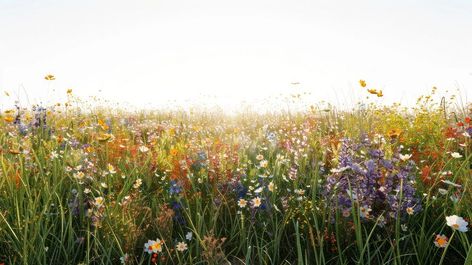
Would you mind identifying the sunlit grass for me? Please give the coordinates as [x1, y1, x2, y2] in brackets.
[0, 82, 471, 264]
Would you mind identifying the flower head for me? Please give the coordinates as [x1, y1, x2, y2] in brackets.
[176, 241, 188, 252]
[139, 146, 149, 153]
[107, 164, 116, 174]
[434, 234, 448, 248]
[237, 198, 247, 208]
[144, 239, 163, 254]
[268, 181, 275, 192]
[94, 197, 104, 207]
[252, 197, 262, 208]
[446, 215, 468, 232]
[399, 154, 412, 161]
[259, 160, 268, 168]
[185, 231, 193, 241]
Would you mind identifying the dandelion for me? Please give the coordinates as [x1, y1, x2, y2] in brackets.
[176, 241, 188, 252]
[434, 234, 448, 248]
[144, 239, 163, 254]
[359, 80, 367, 87]
[237, 198, 247, 208]
[451, 152, 462, 159]
[446, 215, 468, 232]
[252, 197, 262, 208]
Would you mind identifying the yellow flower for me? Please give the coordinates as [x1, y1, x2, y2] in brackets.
[367, 89, 378, 95]
[67, 89, 73, 94]
[97, 133, 112, 142]
[144, 239, 163, 254]
[359, 80, 367, 87]
[107, 164, 116, 174]
[268, 181, 275, 192]
[98, 119, 109, 131]
[4, 116, 15, 123]
[44, 74, 56, 81]
[387, 128, 402, 139]
[94, 196, 104, 207]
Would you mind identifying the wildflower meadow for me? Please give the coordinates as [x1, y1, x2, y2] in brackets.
[0, 78, 470, 265]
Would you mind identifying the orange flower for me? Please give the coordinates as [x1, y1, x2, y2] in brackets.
[170, 148, 178, 156]
[434, 234, 448, 248]
[387, 128, 402, 138]
[98, 119, 109, 131]
[4, 116, 14, 123]
[367, 89, 378, 95]
[9, 149, 21, 155]
[421, 165, 433, 185]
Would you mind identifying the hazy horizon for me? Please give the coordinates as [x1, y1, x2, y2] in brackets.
[1, 0, 471, 111]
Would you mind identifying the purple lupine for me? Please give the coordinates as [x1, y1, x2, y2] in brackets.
[324, 137, 421, 224]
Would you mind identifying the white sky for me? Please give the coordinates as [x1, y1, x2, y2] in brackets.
[0, 0, 471, 111]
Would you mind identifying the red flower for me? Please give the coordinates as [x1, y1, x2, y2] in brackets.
[465, 117, 471, 124]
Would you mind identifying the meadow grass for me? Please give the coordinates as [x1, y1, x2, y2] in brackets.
[0, 88, 471, 264]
